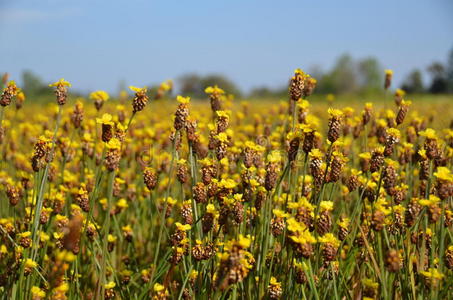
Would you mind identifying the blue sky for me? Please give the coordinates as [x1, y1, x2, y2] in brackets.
[1, 0, 452, 94]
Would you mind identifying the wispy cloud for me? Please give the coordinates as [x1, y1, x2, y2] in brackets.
[0, 7, 81, 24]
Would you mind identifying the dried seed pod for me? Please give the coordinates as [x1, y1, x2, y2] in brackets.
[362, 103, 373, 126]
[193, 182, 207, 204]
[445, 246, 453, 270]
[327, 109, 343, 143]
[49, 79, 71, 105]
[131, 86, 149, 113]
[302, 129, 315, 154]
[287, 136, 300, 162]
[309, 149, 324, 187]
[75, 185, 90, 212]
[105, 139, 121, 172]
[322, 243, 337, 264]
[265, 162, 279, 191]
[370, 147, 384, 173]
[143, 167, 158, 190]
[289, 69, 306, 102]
[371, 210, 385, 231]
[386, 249, 403, 272]
[302, 76, 317, 98]
[206, 86, 224, 114]
[384, 69, 393, 90]
[216, 111, 229, 133]
[396, 100, 411, 125]
[174, 96, 190, 130]
[271, 217, 285, 237]
[0, 81, 18, 106]
[405, 198, 421, 227]
[6, 182, 21, 206]
[202, 211, 215, 233]
[316, 210, 332, 236]
[384, 128, 400, 157]
[268, 277, 283, 299]
[383, 163, 397, 196]
[181, 201, 193, 225]
[177, 160, 189, 184]
[71, 101, 84, 129]
[328, 151, 347, 183]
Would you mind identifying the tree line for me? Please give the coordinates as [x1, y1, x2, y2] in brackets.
[8, 47, 453, 99]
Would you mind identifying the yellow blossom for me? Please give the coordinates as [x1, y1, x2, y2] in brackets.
[49, 78, 71, 87]
[90, 90, 109, 102]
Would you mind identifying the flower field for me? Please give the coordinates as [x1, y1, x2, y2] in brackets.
[0, 70, 452, 299]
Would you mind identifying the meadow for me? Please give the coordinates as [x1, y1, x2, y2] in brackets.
[0, 71, 452, 299]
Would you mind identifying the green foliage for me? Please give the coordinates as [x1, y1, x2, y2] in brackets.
[401, 69, 425, 94]
[22, 70, 48, 97]
[178, 73, 241, 98]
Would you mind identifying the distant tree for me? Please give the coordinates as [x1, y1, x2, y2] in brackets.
[447, 47, 453, 93]
[178, 73, 203, 97]
[401, 69, 424, 93]
[427, 62, 448, 93]
[22, 70, 47, 96]
[249, 86, 286, 98]
[329, 54, 358, 94]
[249, 87, 274, 98]
[178, 73, 241, 98]
[357, 57, 382, 94]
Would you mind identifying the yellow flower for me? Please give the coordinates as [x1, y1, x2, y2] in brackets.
[326, 94, 335, 102]
[160, 80, 172, 91]
[320, 201, 333, 211]
[267, 151, 282, 163]
[55, 282, 69, 292]
[216, 132, 229, 143]
[49, 78, 71, 87]
[434, 167, 453, 182]
[17, 91, 25, 101]
[269, 276, 281, 287]
[154, 283, 165, 292]
[238, 234, 251, 248]
[116, 198, 128, 209]
[216, 110, 230, 119]
[205, 85, 225, 94]
[362, 278, 378, 289]
[90, 90, 109, 102]
[309, 149, 323, 159]
[337, 218, 350, 228]
[96, 113, 114, 125]
[386, 128, 400, 139]
[328, 108, 343, 118]
[18, 231, 31, 238]
[399, 100, 411, 108]
[272, 209, 288, 218]
[318, 233, 340, 248]
[206, 204, 216, 214]
[395, 88, 405, 97]
[420, 268, 444, 280]
[420, 128, 437, 140]
[107, 234, 117, 243]
[104, 281, 116, 289]
[176, 95, 190, 104]
[31, 286, 46, 298]
[25, 258, 37, 268]
[190, 270, 199, 280]
[129, 85, 147, 93]
[419, 195, 441, 206]
[175, 222, 191, 231]
[105, 138, 121, 149]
